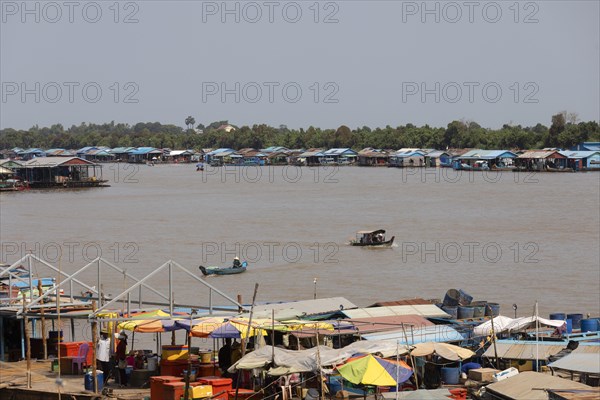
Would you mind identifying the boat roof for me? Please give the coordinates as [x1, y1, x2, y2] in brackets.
[357, 229, 385, 234]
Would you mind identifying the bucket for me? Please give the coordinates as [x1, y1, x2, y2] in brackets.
[472, 306, 486, 317]
[441, 367, 460, 384]
[84, 371, 103, 391]
[566, 319, 573, 334]
[485, 303, 500, 317]
[443, 289, 460, 307]
[147, 355, 158, 371]
[458, 289, 473, 306]
[458, 306, 475, 319]
[581, 319, 599, 333]
[567, 314, 583, 330]
[199, 351, 212, 364]
[305, 388, 320, 400]
[549, 313, 566, 321]
[442, 306, 458, 319]
[471, 301, 487, 317]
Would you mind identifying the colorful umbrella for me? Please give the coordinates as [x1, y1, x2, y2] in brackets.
[118, 310, 182, 333]
[336, 354, 413, 386]
[183, 317, 269, 338]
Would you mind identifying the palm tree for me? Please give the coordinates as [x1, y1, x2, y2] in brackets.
[185, 116, 196, 130]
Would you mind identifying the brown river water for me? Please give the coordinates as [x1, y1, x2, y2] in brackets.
[2, 164, 599, 323]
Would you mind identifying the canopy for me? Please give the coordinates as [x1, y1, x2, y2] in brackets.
[409, 342, 474, 361]
[473, 316, 565, 336]
[229, 341, 411, 375]
[548, 353, 600, 374]
[336, 354, 412, 386]
[118, 310, 182, 333]
[188, 317, 269, 338]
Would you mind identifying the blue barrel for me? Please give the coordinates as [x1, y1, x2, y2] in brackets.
[566, 319, 573, 334]
[443, 289, 460, 307]
[84, 372, 103, 391]
[567, 314, 583, 330]
[458, 289, 473, 306]
[549, 313, 566, 321]
[442, 306, 458, 319]
[581, 319, 599, 333]
[485, 303, 500, 317]
[441, 367, 460, 384]
[458, 306, 475, 319]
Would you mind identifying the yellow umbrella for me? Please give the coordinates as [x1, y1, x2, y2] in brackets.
[190, 317, 269, 338]
[118, 310, 182, 333]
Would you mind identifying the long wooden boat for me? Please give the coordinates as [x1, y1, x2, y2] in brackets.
[199, 262, 247, 276]
[350, 230, 395, 247]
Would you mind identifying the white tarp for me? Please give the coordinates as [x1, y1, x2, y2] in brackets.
[229, 341, 409, 375]
[474, 316, 565, 336]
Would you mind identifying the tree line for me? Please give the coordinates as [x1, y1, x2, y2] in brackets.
[1, 113, 598, 152]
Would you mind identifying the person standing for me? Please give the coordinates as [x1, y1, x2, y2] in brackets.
[96, 331, 111, 385]
[115, 332, 128, 387]
[218, 338, 233, 377]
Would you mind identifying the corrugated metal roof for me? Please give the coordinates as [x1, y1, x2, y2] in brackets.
[547, 388, 600, 400]
[349, 315, 434, 333]
[169, 150, 195, 156]
[341, 304, 450, 319]
[485, 371, 592, 400]
[129, 147, 161, 155]
[483, 341, 600, 360]
[23, 157, 96, 167]
[361, 324, 464, 344]
[459, 149, 517, 159]
[369, 298, 433, 307]
[426, 151, 450, 158]
[548, 353, 600, 374]
[518, 150, 562, 159]
[298, 148, 324, 157]
[559, 151, 600, 159]
[110, 147, 135, 153]
[250, 297, 357, 320]
[323, 148, 357, 156]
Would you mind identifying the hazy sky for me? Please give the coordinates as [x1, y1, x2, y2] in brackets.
[1, 0, 599, 130]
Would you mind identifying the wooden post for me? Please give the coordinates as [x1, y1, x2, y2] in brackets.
[400, 323, 418, 390]
[91, 301, 98, 393]
[237, 294, 243, 313]
[38, 280, 47, 360]
[235, 283, 259, 400]
[488, 305, 500, 370]
[23, 296, 31, 388]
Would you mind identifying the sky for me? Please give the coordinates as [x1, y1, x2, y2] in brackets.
[1, 0, 599, 130]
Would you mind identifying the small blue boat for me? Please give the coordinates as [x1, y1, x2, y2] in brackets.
[199, 261, 247, 276]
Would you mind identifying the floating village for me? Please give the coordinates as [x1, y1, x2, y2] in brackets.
[0, 142, 599, 191]
[0, 254, 599, 400]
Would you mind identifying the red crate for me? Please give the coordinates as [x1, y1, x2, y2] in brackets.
[150, 376, 183, 400]
[160, 359, 189, 377]
[198, 377, 232, 400]
[163, 381, 201, 400]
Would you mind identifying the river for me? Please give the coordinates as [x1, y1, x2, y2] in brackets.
[1, 164, 599, 320]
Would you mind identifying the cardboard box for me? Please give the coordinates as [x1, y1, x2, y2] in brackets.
[468, 368, 499, 382]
